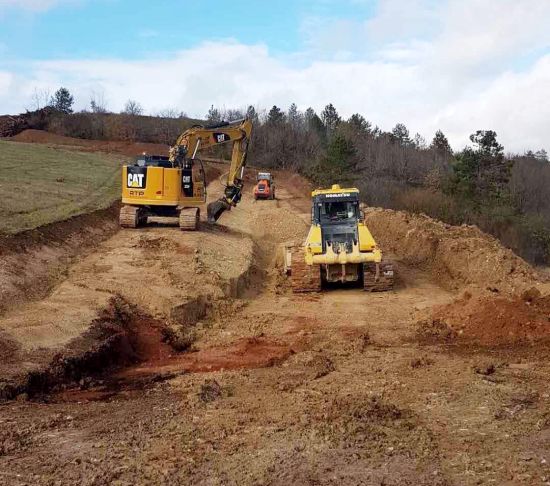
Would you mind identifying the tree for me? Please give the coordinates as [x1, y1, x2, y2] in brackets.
[430, 129, 452, 154]
[30, 88, 51, 111]
[206, 105, 221, 124]
[226, 108, 244, 121]
[321, 103, 341, 132]
[313, 134, 356, 185]
[156, 108, 179, 118]
[470, 130, 503, 158]
[246, 105, 259, 123]
[307, 111, 325, 140]
[50, 87, 74, 114]
[267, 105, 285, 125]
[123, 99, 143, 116]
[535, 149, 548, 162]
[90, 90, 107, 114]
[391, 123, 411, 146]
[287, 103, 303, 129]
[451, 130, 512, 203]
[413, 133, 427, 150]
[348, 113, 371, 133]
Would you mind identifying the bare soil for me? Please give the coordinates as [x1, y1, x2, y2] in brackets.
[10, 129, 171, 157]
[1, 171, 550, 485]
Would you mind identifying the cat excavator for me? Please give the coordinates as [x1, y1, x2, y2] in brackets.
[120, 118, 253, 230]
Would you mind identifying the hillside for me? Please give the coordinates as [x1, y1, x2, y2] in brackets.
[0, 140, 129, 234]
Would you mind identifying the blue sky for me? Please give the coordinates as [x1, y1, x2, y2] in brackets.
[0, 0, 549, 152]
[0, 0, 376, 60]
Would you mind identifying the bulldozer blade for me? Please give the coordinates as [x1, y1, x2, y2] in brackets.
[207, 200, 231, 223]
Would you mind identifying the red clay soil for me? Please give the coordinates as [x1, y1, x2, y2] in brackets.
[426, 290, 550, 345]
[118, 336, 294, 380]
[11, 129, 170, 157]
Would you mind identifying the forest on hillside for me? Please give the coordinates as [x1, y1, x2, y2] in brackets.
[212, 103, 550, 265]
[6, 88, 550, 264]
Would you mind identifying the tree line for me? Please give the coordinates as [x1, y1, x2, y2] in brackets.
[206, 102, 550, 264]
[20, 87, 550, 264]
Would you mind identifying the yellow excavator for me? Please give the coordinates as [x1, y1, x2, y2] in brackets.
[284, 184, 395, 292]
[120, 118, 253, 230]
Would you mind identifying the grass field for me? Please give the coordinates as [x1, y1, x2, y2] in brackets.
[0, 141, 129, 234]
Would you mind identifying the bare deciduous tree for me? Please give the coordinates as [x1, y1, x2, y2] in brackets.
[90, 90, 108, 114]
[123, 99, 143, 116]
[29, 88, 52, 111]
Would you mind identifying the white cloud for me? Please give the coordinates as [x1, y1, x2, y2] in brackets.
[0, 0, 549, 153]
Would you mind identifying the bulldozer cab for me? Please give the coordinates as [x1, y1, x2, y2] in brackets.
[312, 192, 360, 225]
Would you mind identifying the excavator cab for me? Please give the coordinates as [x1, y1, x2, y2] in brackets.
[135, 155, 173, 168]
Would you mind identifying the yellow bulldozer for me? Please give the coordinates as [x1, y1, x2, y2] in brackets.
[120, 118, 253, 230]
[284, 184, 394, 292]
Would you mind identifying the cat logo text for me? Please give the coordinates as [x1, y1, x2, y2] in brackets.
[128, 173, 145, 188]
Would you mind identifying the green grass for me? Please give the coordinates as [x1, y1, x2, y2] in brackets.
[0, 141, 129, 234]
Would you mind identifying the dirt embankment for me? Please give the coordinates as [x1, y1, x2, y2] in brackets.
[364, 207, 550, 346]
[364, 207, 541, 294]
[0, 204, 120, 315]
[11, 129, 170, 157]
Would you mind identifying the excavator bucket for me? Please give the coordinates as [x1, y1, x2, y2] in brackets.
[207, 199, 232, 223]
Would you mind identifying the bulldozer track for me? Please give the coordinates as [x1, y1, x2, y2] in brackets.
[290, 246, 321, 293]
[119, 205, 141, 228]
[179, 207, 200, 231]
[363, 261, 394, 292]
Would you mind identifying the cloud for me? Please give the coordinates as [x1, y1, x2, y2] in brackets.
[0, 0, 549, 153]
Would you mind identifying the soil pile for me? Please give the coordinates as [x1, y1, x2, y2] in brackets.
[364, 207, 540, 293]
[421, 289, 550, 345]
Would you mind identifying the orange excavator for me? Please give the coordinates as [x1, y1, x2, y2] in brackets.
[253, 172, 275, 200]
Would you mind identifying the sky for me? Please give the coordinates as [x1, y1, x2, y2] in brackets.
[0, 0, 549, 152]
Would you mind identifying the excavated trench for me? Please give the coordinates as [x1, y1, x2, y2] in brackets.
[0, 218, 296, 403]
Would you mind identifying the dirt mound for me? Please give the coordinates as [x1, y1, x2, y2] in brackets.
[420, 290, 550, 345]
[12, 129, 169, 157]
[364, 208, 540, 293]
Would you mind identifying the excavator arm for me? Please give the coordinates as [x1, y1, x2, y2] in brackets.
[168, 118, 253, 222]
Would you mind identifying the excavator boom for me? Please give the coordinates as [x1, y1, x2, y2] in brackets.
[169, 118, 253, 223]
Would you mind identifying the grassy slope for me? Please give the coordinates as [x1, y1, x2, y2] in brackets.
[0, 141, 128, 234]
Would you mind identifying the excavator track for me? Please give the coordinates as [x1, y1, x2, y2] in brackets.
[290, 247, 321, 293]
[119, 205, 142, 228]
[179, 207, 200, 231]
[363, 261, 395, 292]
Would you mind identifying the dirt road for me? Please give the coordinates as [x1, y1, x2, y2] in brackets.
[2, 173, 550, 485]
